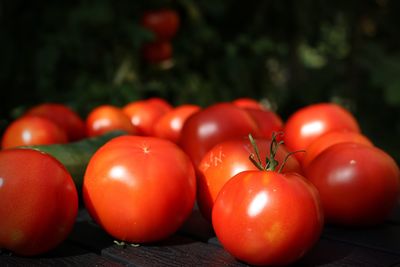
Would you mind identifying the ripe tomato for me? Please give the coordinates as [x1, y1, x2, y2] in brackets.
[179, 102, 261, 167]
[305, 142, 400, 225]
[1, 116, 68, 149]
[83, 136, 196, 243]
[153, 104, 201, 143]
[232, 97, 265, 110]
[244, 108, 283, 139]
[123, 100, 168, 136]
[302, 131, 374, 170]
[140, 9, 180, 41]
[24, 103, 86, 141]
[142, 41, 173, 63]
[146, 97, 173, 113]
[283, 103, 360, 162]
[197, 137, 302, 221]
[86, 105, 136, 137]
[0, 149, 78, 256]
[212, 170, 323, 266]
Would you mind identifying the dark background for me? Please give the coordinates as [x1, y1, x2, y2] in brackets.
[0, 0, 399, 162]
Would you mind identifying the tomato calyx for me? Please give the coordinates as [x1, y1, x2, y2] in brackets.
[249, 132, 303, 173]
[113, 240, 140, 248]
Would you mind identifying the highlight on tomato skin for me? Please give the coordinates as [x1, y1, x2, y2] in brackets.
[153, 104, 201, 143]
[212, 170, 324, 266]
[1, 115, 68, 149]
[24, 103, 86, 141]
[283, 102, 361, 163]
[301, 130, 374, 170]
[197, 137, 302, 222]
[0, 148, 78, 256]
[304, 142, 400, 226]
[179, 102, 262, 167]
[86, 105, 137, 137]
[82, 135, 196, 244]
[122, 99, 170, 136]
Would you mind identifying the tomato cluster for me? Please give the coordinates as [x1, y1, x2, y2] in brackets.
[0, 98, 398, 266]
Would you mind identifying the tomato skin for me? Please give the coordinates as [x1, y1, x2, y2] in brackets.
[123, 100, 168, 136]
[283, 103, 360, 162]
[1, 116, 68, 149]
[302, 131, 373, 170]
[0, 149, 78, 256]
[197, 137, 302, 221]
[305, 143, 400, 226]
[212, 170, 323, 266]
[140, 9, 180, 41]
[146, 97, 173, 113]
[179, 102, 261, 167]
[153, 104, 201, 143]
[25, 103, 86, 141]
[83, 135, 196, 243]
[232, 98, 265, 110]
[86, 105, 136, 137]
[142, 41, 173, 63]
[244, 108, 283, 139]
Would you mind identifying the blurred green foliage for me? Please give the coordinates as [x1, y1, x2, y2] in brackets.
[0, 0, 399, 161]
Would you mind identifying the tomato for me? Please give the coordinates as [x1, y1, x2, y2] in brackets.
[0, 149, 78, 256]
[24, 103, 86, 141]
[197, 137, 302, 221]
[123, 100, 168, 136]
[283, 103, 360, 162]
[146, 97, 173, 113]
[140, 9, 180, 41]
[86, 105, 136, 137]
[232, 97, 265, 110]
[179, 102, 261, 167]
[142, 41, 173, 63]
[153, 104, 200, 143]
[302, 131, 374, 170]
[83, 135, 196, 243]
[244, 108, 283, 139]
[212, 170, 323, 266]
[1, 116, 68, 149]
[305, 142, 400, 225]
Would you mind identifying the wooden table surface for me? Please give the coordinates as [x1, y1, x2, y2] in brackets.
[1, 204, 400, 267]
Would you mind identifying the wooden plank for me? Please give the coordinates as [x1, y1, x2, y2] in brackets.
[209, 236, 400, 267]
[0, 242, 123, 267]
[102, 235, 248, 267]
[323, 223, 400, 255]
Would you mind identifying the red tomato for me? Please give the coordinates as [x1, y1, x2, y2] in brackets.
[140, 9, 180, 41]
[86, 105, 136, 137]
[83, 136, 196, 243]
[302, 131, 374, 170]
[283, 103, 360, 162]
[305, 143, 400, 225]
[146, 97, 173, 113]
[232, 97, 265, 110]
[24, 103, 86, 141]
[1, 116, 68, 149]
[212, 170, 323, 266]
[0, 149, 78, 256]
[197, 137, 302, 221]
[123, 100, 167, 136]
[153, 104, 201, 143]
[179, 102, 261, 167]
[142, 41, 173, 63]
[244, 108, 283, 139]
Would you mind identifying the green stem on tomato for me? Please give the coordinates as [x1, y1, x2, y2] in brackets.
[248, 132, 300, 173]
